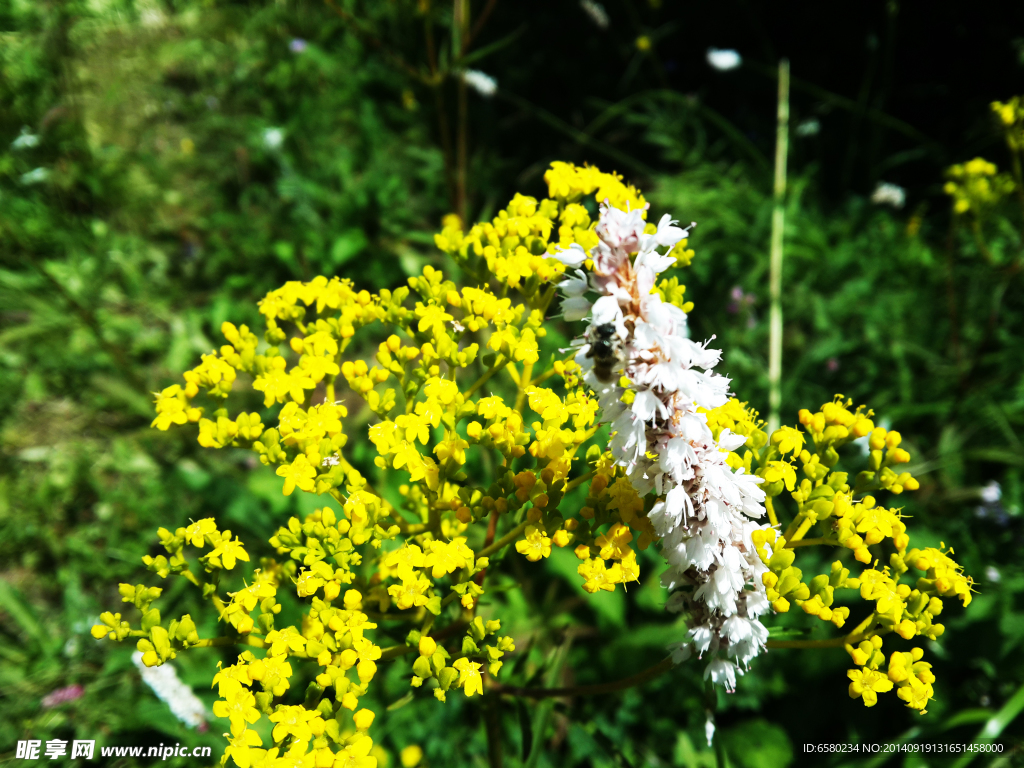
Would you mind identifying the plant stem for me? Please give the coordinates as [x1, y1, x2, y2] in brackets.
[565, 469, 596, 493]
[483, 692, 504, 768]
[379, 643, 417, 661]
[766, 637, 847, 649]
[465, 356, 507, 397]
[785, 536, 839, 548]
[767, 58, 790, 435]
[767, 611, 877, 649]
[477, 521, 528, 558]
[192, 635, 272, 651]
[490, 656, 673, 699]
[454, 0, 469, 222]
[705, 680, 726, 768]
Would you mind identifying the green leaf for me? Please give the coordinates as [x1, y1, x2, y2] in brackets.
[0, 580, 50, 654]
[454, 25, 527, 69]
[723, 719, 794, 768]
[329, 229, 369, 269]
[424, 595, 442, 616]
[516, 699, 533, 761]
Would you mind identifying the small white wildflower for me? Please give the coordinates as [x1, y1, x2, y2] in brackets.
[981, 480, 1002, 504]
[985, 565, 1001, 584]
[322, 455, 340, 468]
[19, 167, 49, 185]
[132, 651, 207, 728]
[704, 711, 716, 747]
[706, 48, 742, 71]
[450, 320, 465, 333]
[262, 127, 284, 150]
[461, 70, 497, 98]
[871, 182, 906, 209]
[579, 0, 609, 29]
[11, 127, 39, 150]
[795, 118, 820, 137]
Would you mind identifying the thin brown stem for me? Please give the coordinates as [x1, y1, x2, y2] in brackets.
[474, 509, 501, 586]
[468, 0, 498, 47]
[766, 637, 847, 649]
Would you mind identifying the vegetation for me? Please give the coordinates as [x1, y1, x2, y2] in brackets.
[2, 2, 1024, 766]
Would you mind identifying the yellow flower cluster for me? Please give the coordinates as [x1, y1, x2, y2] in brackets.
[719, 396, 972, 713]
[992, 96, 1024, 153]
[943, 157, 1016, 215]
[95, 162, 974, 766]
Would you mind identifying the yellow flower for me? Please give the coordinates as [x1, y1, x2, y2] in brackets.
[453, 658, 483, 697]
[595, 523, 633, 560]
[277, 454, 317, 496]
[206, 537, 250, 570]
[184, 518, 218, 547]
[387, 573, 431, 610]
[515, 526, 552, 562]
[353, 708, 375, 730]
[151, 385, 192, 430]
[770, 425, 805, 455]
[224, 729, 264, 768]
[212, 681, 261, 737]
[762, 460, 797, 491]
[847, 667, 894, 707]
[268, 705, 325, 743]
[400, 745, 423, 768]
[423, 538, 474, 578]
[578, 558, 621, 593]
[335, 736, 376, 768]
[265, 627, 307, 657]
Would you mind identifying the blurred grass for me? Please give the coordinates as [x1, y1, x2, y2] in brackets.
[2, 1, 1024, 766]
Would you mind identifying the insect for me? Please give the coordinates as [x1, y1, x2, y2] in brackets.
[585, 322, 626, 382]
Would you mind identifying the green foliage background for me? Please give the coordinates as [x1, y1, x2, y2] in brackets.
[2, 1, 1024, 766]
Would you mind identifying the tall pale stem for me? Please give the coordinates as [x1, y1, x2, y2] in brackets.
[768, 59, 790, 435]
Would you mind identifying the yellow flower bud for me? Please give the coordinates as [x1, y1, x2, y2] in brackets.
[353, 708, 375, 730]
[419, 636, 437, 657]
[401, 746, 424, 768]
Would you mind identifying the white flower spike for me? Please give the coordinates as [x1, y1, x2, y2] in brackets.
[559, 200, 772, 690]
